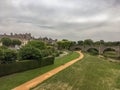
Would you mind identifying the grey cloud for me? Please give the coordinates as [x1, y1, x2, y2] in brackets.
[0, 0, 120, 41]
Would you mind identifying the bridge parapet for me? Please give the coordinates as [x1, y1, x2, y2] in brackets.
[70, 45, 120, 55]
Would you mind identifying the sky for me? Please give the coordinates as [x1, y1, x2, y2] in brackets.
[0, 0, 120, 41]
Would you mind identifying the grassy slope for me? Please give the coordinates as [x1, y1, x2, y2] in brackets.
[33, 54, 120, 90]
[0, 52, 79, 90]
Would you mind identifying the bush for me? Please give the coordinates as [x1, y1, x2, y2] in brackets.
[19, 46, 42, 60]
[0, 49, 4, 62]
[0, 56, 55, 77]
[40, 49, 52, 57]
[26, 40, 46, 50]
[11, 39, 21, 46]
[0, 60, 40, 77]
[87, 49, 99, 55]
[0, 49, 17, 64]
[3, 49, 17, 63]
[40, 56, 55, 67]
[1, 37, 12, 46]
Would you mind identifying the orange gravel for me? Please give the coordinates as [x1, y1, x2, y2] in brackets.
[12, 51, 84, 90]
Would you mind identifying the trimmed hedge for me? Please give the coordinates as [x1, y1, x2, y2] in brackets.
[41, 56, 55, 67]
[0, 56, 54, 77]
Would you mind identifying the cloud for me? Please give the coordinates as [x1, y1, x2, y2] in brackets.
[0, 0, 120, 41]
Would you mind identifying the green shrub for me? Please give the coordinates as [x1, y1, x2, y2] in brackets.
[3, 49, 17, 63]
[19, 46, 42, 60]
[1, 37, 12, 46]
[40, 56, 55, 67]
[0, 56, 55, 77]
[0, 49, 4, 62]
[26, 40, 46, 50]
[87, 49, 99, 55]
[0, 60, 40, 77]
[0, 49, 17, 64]
[40, 49, 52, 57]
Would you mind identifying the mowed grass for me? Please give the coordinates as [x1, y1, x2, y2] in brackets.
[33, 54, 120, 90]
[0, 52, 79, 90]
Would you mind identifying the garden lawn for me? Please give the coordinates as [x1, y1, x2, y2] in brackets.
[0, 52, 79, 90]
[33, 54, 120, 90]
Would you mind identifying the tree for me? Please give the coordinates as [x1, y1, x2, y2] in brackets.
[4, 49, 17, 63]
[0, 48, 17, 64]
[19, 46, 42, 60]
[78, 40, 84, 46]
[84, 39, 94, 46]
[57, 40, 73, 50]
[12, 39, 21, 46]
[1, 37, 12, 46]
[26, 40, 46, 50]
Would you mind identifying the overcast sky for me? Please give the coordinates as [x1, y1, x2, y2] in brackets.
[0, 0, 120, 41]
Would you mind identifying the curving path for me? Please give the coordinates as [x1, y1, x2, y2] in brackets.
[12, 51, 84, 90]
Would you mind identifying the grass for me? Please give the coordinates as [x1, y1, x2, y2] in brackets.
[0, 52, 79, 90]
[33, 54, 120, 90]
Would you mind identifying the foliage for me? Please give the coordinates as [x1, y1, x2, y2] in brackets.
[1, 37, 22, 47]
[87, 48, 99, 55]
[19, 46, 42, 60]
[11, 39, 22, 46]
[78, 40, 84, 46]
[84, 39, 94, 46]
[40, 56, 55, 67]
[0, 46, 8, 49]
[0, 49, 17, 64]
[3, 49, 17, 63]
[57, 40, 73, 50]
[1, 37, 12, 46]
[26, 40, 46, 50]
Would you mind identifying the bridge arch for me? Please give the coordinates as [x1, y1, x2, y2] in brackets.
[101, 46, 119, 54]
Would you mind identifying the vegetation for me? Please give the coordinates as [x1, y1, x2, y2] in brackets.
[19, 46, 42, 60]
[1, 37, 21, 47]
[0, 48, 17, 64]
[0, 52, 79, 90]
[26, 40, 46, 50]
[33, 54, 120, 90]
[1, 37, 12, 46]
[87, 48, 99, 55]
[57, 39, 75, 50]
[0, 56, 54, 77]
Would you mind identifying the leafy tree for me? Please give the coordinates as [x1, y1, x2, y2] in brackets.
[12, 39, 21, 46]
[1, 37, 12, 46]
[4, 49, 17, 63]
[57, 40, 73, 50]
[19, 46, 42, 60]
[84, 39, 94, 46]
[0, 48, 17, 64]
[26, 40, 46, 50]
[78, 40, 84, 46]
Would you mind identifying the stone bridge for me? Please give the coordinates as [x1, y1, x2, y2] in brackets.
[70, 45, 120, 55]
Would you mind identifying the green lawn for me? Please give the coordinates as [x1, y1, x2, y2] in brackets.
[33, 54, 120, 90]
[0, 52, 79, 90]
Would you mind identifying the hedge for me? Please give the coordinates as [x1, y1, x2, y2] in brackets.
[0, 56, 54, 77]
[40, 56, 55, 67]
